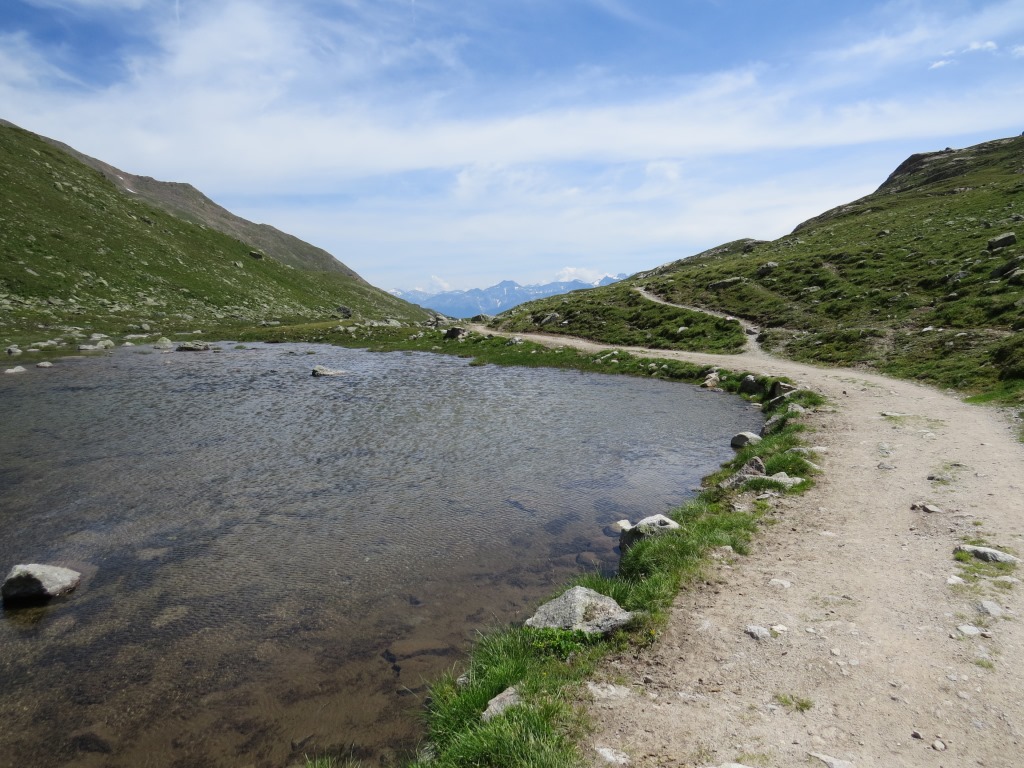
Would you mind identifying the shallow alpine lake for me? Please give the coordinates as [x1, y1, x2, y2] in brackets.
[0, 342, 761, 767]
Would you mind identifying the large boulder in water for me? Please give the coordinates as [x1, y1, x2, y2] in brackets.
[525, 586, 634, 635]
[615, 514, 681, 552]
[2, 564, 82, 606]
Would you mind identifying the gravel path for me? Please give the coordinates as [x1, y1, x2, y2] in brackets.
[471, 324, 1024, 768]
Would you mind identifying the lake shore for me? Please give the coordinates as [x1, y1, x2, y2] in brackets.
[477, 326, 1024, 768]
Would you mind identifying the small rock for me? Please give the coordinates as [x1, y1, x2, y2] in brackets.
[311, 365, 346, 377]
[987, 232, 1017, 251]
[4, 366, 27, 374]
[947, 575, 966, 586]
[36, 361, 53, 368]
[770, 624, 788, 633]
[745, 625, 771, 641]
[978, 600, 1003, 618]
[481, 686, 522, 721]
[955, 545, 1019, 564]
[176, 341, 213, 352]
[153, 337, 174, 350]
[730, 431, 762, 448]
[525, 586, 634, 635]
[958, 624, 982, 637]
[595, 746, 631, 765]
[769, 578, 792, 589]
[877, 462, 896, 471]
[911, 502, 943, 514]
[587, 682, 632, 700]
[617, 514, 681, 551]
[2, 564, 82, 605]
[932, 739, 946, 752]
[808, 753, 854, 768]
[911, 730, 923, 739]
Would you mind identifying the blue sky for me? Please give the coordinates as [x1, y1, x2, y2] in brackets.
[3, 1, 1024, 292]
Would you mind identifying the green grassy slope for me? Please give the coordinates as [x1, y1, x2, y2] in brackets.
[0, 121, 431, 346]
[493, 135, 1024, 399]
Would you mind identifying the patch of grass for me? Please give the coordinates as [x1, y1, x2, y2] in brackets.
[774, 693, 814, 713]
[974, 658, 996, 670]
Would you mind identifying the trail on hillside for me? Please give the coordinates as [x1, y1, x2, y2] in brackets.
[470, 322, 1024, 768]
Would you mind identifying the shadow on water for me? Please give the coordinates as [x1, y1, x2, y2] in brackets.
[0, 342, 761, 767]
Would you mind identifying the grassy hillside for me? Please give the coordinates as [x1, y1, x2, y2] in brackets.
[493, 135, 1024, 400]
[0, 121, 432, 348]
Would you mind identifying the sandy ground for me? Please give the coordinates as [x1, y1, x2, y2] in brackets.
[470, 324, 1024, 768]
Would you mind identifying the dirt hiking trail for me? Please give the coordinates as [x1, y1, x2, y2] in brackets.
[472, 324, 1024, 768]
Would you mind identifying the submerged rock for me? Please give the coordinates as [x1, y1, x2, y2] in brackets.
[311, 365, 346, 377]
[525, 586, 634, 635]
[176, 341, 213, 352]
[2, 564, 82, 606]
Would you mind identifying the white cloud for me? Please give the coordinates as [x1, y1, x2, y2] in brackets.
[1014, 44, 1024, 57]
[555, 267, 608, 284]
[22, 0, 151, 8]
[929, 59, 952, 69]
[964, 40, 998, 52]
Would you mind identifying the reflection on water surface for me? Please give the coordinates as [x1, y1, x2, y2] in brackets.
[0, 342, 759, 766]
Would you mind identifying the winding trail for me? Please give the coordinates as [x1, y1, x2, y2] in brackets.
[471, 319, 1024, 768]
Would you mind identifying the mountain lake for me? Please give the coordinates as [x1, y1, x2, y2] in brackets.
[0, 341, 761, 767]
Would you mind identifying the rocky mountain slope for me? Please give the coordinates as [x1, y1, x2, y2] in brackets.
[391, 275, 625, 318]
[0, 120, 432, 346]
[493, 135, 1024, 399]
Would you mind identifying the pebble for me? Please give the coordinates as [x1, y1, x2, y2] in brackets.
[595, 746, 630, 765]
[932, 740, 946, 751]
[947, 575, 966, 585]
[958, 624, 982, 637]
[769, 578, 792, 589]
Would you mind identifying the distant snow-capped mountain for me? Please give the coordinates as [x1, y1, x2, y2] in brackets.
[390, 275, 625, 318]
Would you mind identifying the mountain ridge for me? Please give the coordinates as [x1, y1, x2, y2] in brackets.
[391, 275, 625, 318]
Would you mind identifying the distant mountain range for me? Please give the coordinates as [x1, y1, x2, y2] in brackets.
[391, 276, 626, 318]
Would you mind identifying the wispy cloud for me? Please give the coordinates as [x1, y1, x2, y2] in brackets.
[3, 0, 1024, 289]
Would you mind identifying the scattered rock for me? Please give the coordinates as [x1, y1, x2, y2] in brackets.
[766, 471, 804, 488]
[443, 327, 467, 340]
[2, 564, 82, 606]
[311, 365, 346, 377]
[756, 261, 779, 277]
[153, 337, 174, 350]
[5, 345, 21, 356]
[702, 371, 721, 389]
[911, 502, 943, 513]
[987, 232, 1017, 251]
[955, 545, 1019, 564]
[616, 514, 681, 552]
[978, 600, 1003, 618]
[745, 625, 771, 641]
[4, 366, 26, 374]
[958, 624, 982, 637]
[738, 374, 762, 395]
[932, 739, 947, 752]
[707, 276, 746, 290]
[947, 575, 966, 586]
[808, 752, 855, 768]
[595, 746, 631, 765]
[525, 586, 635, 635]
[760, 413, 787, 436]
[481, 686, 521, 721]
[769, 578, 792, 589]
[36, 361, 53, 368]
[719, 456, 767, 490]
[730, 431, 762, 448]
[587, 682, 632, 700]
[176, 341, 213, 351]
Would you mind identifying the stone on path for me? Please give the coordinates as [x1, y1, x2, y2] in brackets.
[911, 502, 943, 514]
[958, 624, 982, 637]
[595, 746, 631, 765]
[525, 586, 634, 635]
[769, 578, 792, 589]
[955, 545, 1019, 564]
[745, 625, 771, 641]
[808, 753, 855, 768]
[2, 564, 82, 606]
[481, 686, 521, 721]
[978, 600, 1003, 618]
